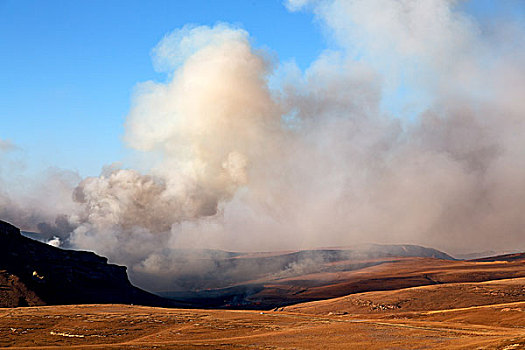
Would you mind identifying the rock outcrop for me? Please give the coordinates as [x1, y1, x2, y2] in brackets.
[0, 270, 44, 307]
[0, 220, 176, 308]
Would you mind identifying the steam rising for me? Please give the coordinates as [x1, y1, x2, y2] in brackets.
[2, 1, 525, 290]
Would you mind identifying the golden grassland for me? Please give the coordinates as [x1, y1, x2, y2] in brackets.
[1, 258, 524, 349]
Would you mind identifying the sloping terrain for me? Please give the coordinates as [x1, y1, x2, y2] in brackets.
[283, 277, 525, 316]
[1, 298, 524, 349]
[472, 252, 525, 263]
[163, 254, 525, 309]
[135, 244, 454, 292]
[1, 250, 524, 348]
[154, 245, 455, 308]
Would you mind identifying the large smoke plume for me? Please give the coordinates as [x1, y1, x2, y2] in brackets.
[2, 1, 525, 290]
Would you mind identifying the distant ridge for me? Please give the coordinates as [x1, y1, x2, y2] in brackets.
[470, 252, 525, 263]
[154, 243, 456, 309]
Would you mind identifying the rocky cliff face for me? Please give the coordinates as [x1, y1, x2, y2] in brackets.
[0, 270, 44, 307]
[0, 220, 176, 308]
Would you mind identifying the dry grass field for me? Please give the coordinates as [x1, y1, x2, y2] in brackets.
[1, 256, 524, 349]
[1, 300, 524, 349]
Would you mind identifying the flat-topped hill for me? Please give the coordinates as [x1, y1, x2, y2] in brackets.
[0, 220, 177, 308]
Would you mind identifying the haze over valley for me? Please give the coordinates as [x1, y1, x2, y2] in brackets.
[1, 1, 525, 348]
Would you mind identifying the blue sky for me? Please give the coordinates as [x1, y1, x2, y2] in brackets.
[0, 0, 522, 178]
[0, 0, 323, 177]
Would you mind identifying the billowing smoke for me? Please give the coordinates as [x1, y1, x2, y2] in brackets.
[2, 1, 525, 291]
